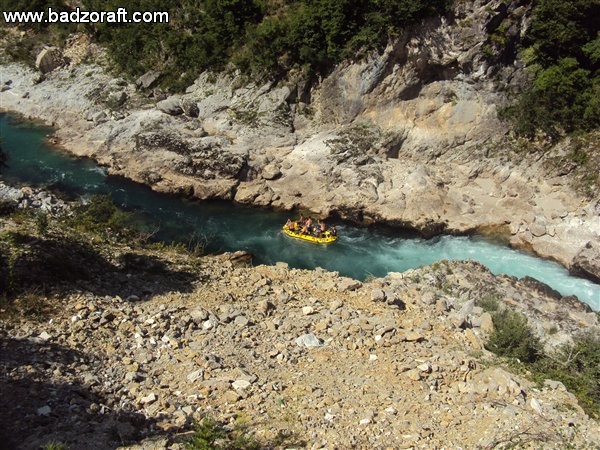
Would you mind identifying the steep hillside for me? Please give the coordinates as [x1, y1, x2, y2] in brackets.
[0, 196, 599, 449]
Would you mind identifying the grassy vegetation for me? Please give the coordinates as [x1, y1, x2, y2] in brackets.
[43, 442, 68, 450]
[0, 194, 200, 309]
[485, 307, 600, 419]
[0, 144, 6, 168]
[66, 193, 137, 238]
[533, 331, 600, 418]
[476, 295, 500, 313]
[184, 416, 301, 450]
[501, 0, 600, 137]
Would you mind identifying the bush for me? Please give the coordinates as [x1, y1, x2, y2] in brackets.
[68, 194, 135, 237]
[0, 145, 7, 168]
[476, 295, 500, 312]
[533, 331, 600, 419]
[185, 418, 259, 450]
[44, 442, 68, 450]
[484, 309, 600, 418]
[0, 200, 17, 217]
[503, 58, 599, 137]
[35, 212, 49, 235]
[485, 309, 541, 363]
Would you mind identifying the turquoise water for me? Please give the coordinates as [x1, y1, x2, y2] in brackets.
[1, 113, 599, 310]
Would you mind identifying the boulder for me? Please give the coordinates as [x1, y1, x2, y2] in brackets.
[337, 277, 362, 292]
[107, 91, 127, 107]
[570, 241, 600, 284]
[136, 70, 162, 90]
[262, 164, 282, 180]
[157, 96, 183, 115]
[35, 47, 68, 74]
[227, 251, 253, 268]
[371, 288, 386, 302]
[181, 98, 199, 118]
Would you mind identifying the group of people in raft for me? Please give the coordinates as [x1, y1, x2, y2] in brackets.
[285, 215, 337, 238]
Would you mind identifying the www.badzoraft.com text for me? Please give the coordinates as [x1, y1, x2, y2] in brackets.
[3, 7, 169, 24]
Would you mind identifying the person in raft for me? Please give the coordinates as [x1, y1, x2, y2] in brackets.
[287, 215, 334, 238]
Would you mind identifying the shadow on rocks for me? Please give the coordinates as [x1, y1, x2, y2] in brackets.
[1, 234, 198, 301]
[0, 334, 156, 450]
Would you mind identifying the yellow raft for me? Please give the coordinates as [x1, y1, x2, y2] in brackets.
[282, 225, 338, 244]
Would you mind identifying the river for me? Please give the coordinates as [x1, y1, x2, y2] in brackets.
[1, 113, 598, 310]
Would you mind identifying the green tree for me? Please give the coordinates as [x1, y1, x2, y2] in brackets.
[507, 58, 599, 136]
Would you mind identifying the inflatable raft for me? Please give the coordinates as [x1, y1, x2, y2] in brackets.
[282, 225, 337, 244]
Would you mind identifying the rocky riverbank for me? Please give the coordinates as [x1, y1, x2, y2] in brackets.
[1, 2, 599, 274]
[0, 182, 72, 215]
[0, 61, 598, 286]
[2, 235, 599, 449]
[1, 187, 599, 448]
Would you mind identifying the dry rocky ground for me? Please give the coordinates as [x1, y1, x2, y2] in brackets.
[1, 222, 599, 449]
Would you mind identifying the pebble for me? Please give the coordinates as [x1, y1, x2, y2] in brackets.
[39, 331, 51, 341]
[141, 393, 157, 405]
[529, 398, 543, 416]
[232, 379, 252, 390]
[406, 369, 422, 381]
[302, 306, 315, 315]
[295, 333, 323, 348]
[37, 405, 52, 416]
[234, 315, 249, 327]
[417, 363, 431, 373]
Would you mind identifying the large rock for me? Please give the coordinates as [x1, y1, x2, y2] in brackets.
[35, 47, 68, 74]
[156, 96, 183, 115]
[136, 70, 162, 90]
[261, 164, 282, 180]
[181, 98, 199, 118]
[570, 241, 600, 284]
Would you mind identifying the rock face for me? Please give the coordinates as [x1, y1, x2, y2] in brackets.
[571, 241, 600, 283]
[35, 47, 68, 73]
[0, 0, 599, 275]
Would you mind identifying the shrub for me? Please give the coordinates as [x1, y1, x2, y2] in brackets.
[0, 144, 7, 168]
[533, 331, 600, 419]
[503, 58, 599, 137]
[35, 212, 49, 235]
[44, 442, 68, 450]
[0, 200, 17, 217]
[476, 295, 500, 312]
[185, 417, 259, 450]
[78, 0, 450, 88]
[485, 309, 541, 363]
[68, 194, 135, 237]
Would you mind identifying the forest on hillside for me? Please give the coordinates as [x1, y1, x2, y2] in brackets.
[1, 0, 599, 137]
